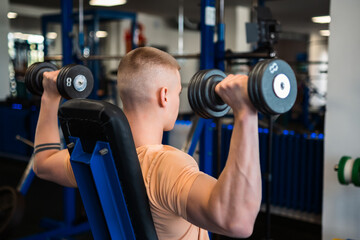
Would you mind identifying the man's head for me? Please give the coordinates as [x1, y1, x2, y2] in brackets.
[117, 47, 181, 131]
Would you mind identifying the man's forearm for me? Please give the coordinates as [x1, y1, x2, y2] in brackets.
[34, 96, 62, 147]
[208, 113, 261, 235]
[33, 95, 62, 175]
[31, 71, 76, 188]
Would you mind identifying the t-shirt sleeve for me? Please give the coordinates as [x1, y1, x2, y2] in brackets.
[148, 149, 204, 220]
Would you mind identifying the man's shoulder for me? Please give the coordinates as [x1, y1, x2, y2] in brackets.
[137, 144, 182, 154]
[161, 145, 186, 154]
[161, 145, 192, 159]
[159, 145, 198, 169]
[137, 144, 188, 156]
[137, 144, 198, 169]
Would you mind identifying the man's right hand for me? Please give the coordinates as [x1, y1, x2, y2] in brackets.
[214, 74, 257, 118]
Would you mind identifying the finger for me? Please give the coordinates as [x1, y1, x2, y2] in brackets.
[221, 74, 236, 83]
[216, 74, 247, 95]
[43, 70, 60, 82]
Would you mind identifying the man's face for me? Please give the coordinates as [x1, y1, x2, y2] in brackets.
[164, 69, 182, 131]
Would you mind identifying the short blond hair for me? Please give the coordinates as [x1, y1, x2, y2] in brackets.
[117, 47, 180, 108]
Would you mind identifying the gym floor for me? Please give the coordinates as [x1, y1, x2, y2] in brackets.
[0, 156, 321, 240]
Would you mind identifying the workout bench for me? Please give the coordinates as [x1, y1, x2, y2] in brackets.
[58, 99, 158, 240]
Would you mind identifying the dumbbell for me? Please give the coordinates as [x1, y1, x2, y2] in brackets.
[188, 59, 297, 118]
[334, 156, 360, 187]
[25, 62, 94, 99]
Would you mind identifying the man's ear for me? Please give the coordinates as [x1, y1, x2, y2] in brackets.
[159, 87, 168, 108]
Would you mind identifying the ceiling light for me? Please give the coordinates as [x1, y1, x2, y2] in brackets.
[46, 32, 58, 40]
[312, 15, 331, 24]
[7, 12, 18, 19]
[89, 0, 126, 7]
[13, 32, 28, 41]
[11, 32, 45, 43]
[96, 31, 108, 38]
[319, 30, 330, 37]
[28, 35, 44, 44]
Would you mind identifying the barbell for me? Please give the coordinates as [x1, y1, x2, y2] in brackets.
[25, 62, 94, 99]
[188, 59, 297, 118]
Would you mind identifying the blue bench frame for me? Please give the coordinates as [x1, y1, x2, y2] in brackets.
[69, 136, 135, 240]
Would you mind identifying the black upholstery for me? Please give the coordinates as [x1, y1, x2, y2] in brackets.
[58, 99, 158, 240]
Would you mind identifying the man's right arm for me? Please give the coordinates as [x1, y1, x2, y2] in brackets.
[32, 71, 76, 188]
[185, 74, 261, 238]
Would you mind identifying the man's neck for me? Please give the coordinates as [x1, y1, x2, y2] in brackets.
[124, 108, 164, 148]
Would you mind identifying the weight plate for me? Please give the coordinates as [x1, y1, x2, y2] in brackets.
[205, 75, 225, 109]
[57, 65, 94, 99]
[352, 158, 360, 187]
[62, 65, 74, 98]
[56, 66, 67, 98]
[188, 69, 231, 119]
[28, 63, 45, 96]
[250, 60, 265, 113]
[344, 158, 355, 183]
[193, 70, 204, 113]
[187, 71, 197, 112]
[188, 70, 203, 115]
[199, 69, 230, 118]
[66, 65, 94, 99]
[24, 63, 39, 95]
[338, 156, 351, 185]
[199, 70, 217, 118]
[0, 186, 24, 237]
[58, 64, 69, 85]
[56, 65, 67, 97]
[25, 62, 58, 96]
[202, 70, 229, 117]
[188, 70, 208, 118]
[257, 59, 297, 115]
[254, 59, 272, 115]
[28, 63, 43, 96]
[194, 70, 213, 118]
[57, 65, 73, 99]
[247, 63, 259, 112]
[258, 59, 279, 115]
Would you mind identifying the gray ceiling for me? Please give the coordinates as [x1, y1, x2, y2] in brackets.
[9, 0, 330, 35]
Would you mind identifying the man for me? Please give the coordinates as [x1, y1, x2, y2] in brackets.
[33, 47, 261, 239]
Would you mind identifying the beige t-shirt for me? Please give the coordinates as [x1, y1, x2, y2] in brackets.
[65, 144, 209, 239]
[136, 144, 209, 240]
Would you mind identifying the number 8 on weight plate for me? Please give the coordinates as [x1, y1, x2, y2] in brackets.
[66, 77, 72, 87]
